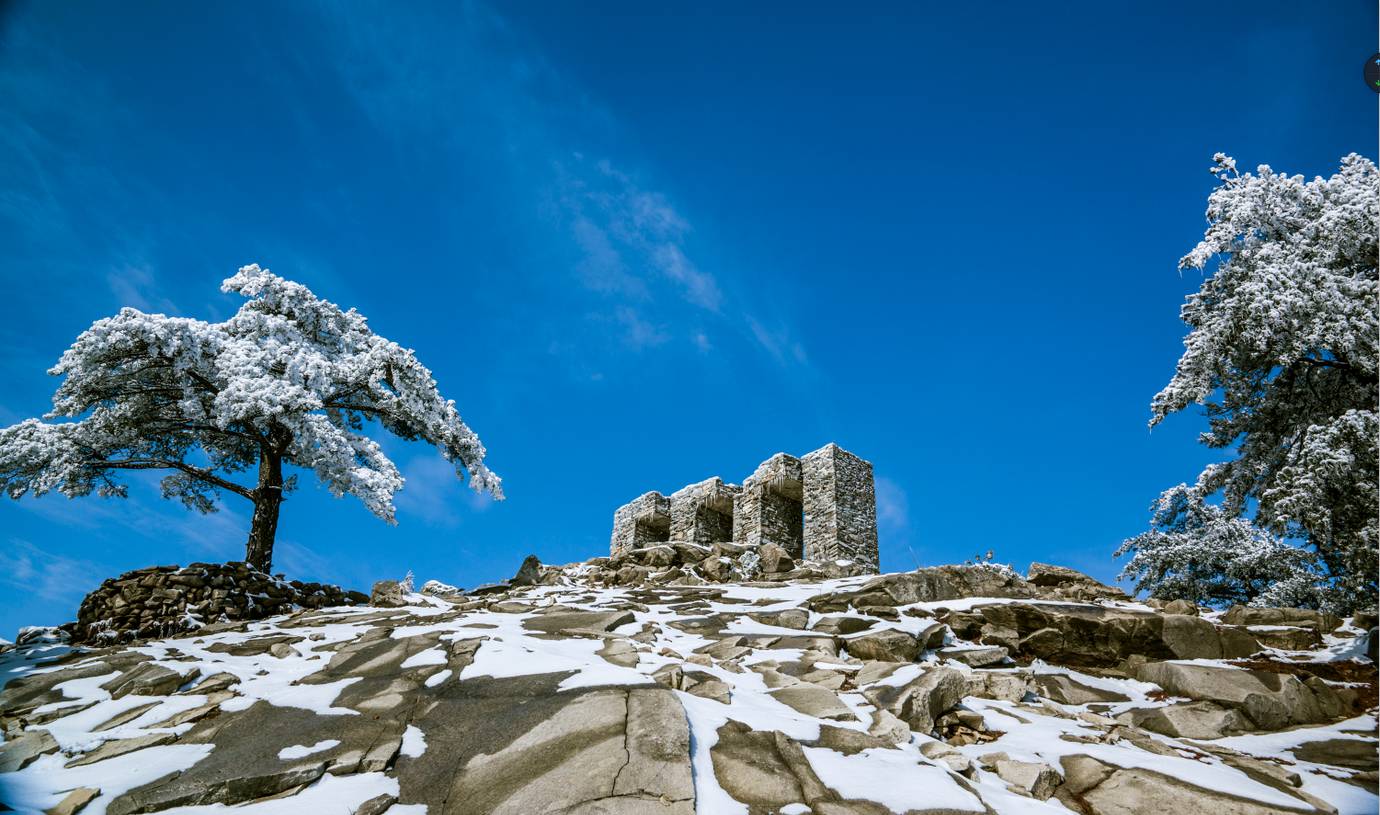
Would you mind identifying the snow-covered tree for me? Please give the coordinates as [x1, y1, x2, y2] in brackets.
[0, 265, 502, 572]
[1115, 485, 1334, 609]
[1125, 153, 1378, 609]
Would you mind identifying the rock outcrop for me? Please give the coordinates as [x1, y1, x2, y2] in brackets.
[1, 558, 1373, 815]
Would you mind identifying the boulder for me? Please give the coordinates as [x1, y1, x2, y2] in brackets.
[747, 608, 810, 630]
[1161, 613, 1226, 659]
[938, 645, 1008, 667]
[962, 602, 1259, 668]
[1137, 661, 1344, 729]
[1116, 701, 1252, 739]
[1290, 738, 1379, 771]
[1057, 754, 1323, 815]
[511, 554, 543, 586]
[0, 728, 58, 772]
[1162, 599, 1199, 616]
[770, 683, 856, 721]
[46, 787, 100, 815]
[1032, 673, 1130, 705]
[710, 722, 832, 811]
[968, 671, 1034, 703]
[861, 666, 967, 734]
[521, 610, 635, 635]
[866, 709, 912, 744]
[102, 662, 194, 699]
[840, 627, 925, 662]
[1027, 563, 1126, 601]
[1246, 626, 1323, 651]
[758, 542, 795, 574]
[417, 686, 694, 814]
[994, 758, 1061, 800]
[811, 564, 1037, 612]
[974, 603, 1175, 667]
[1220, 605, 1342, 634]
[812, 615, 875, 636]
[370, 580, 406, 608]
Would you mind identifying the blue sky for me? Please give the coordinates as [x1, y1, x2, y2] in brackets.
[0, 1, 1373, 637]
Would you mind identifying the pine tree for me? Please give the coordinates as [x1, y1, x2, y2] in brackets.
[1121, 154, 1378, 610]
[0, 265, 502, 572]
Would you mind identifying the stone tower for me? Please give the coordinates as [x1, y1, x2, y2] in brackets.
[608, 491, 671, 558]
[801, 443, 879, 570]
[607, 443, 879, 572]
[733, 453, 805, 558]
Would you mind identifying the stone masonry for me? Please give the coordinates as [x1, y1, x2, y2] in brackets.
[608, 443, 879, 572]
[609, 491, 673, 556]
[669, 477, 740, 545]
[802, 443, 879, 570]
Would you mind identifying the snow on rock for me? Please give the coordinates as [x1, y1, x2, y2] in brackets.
[0, 561, 1373, 815]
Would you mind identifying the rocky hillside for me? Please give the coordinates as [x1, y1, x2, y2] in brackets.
[0, 561, 1375, 815]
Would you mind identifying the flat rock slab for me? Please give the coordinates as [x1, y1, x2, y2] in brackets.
[0, 728, 58, 772]
[105, 701, 401, 814]
[400, 674, 693, 814]
[770, 683, 856, 721]
[521, 611, 635, 635]
[939, 645, 1008, 667]
[1033, 673, 1130, 705]
[1060, 754, 1325, 815]
[102, 662, 195, 699]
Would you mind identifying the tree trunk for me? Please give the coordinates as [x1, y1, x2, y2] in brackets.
[245, 451, 283, 573]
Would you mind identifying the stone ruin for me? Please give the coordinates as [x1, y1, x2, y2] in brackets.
[610, 443, 879, 573]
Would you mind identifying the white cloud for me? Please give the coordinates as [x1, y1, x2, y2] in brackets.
[306, 3, 805, 368]
[0, 539, 103, 603]
[875, 476, 910, 532]
[394, 454, 479, 527]
[107, 264, 178, 314]
[746, 315, 809, 368]
[559, 155, 723, 317]
[614, 306, 669, 350]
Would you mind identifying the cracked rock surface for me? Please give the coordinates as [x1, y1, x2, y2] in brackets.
[0, 560, 1375, 815]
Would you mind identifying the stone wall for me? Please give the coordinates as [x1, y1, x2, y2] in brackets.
[609, 492, 672, 557]
[74, 562, 369, 644]
[669, 478, 739, 544]
[734, 454, 805, 558]
[609, 443, 879, 572]
[802, 443, 879, 570]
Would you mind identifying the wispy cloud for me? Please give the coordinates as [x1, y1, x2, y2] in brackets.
[875, 476, 910, 533]
[394, 454, 489, 527]
[0, 539, 105, 603]
[303, 3, 803, 368]
[107, 264, 179, 315]
[745, 315, 809, 367]
[567, 157, 723, 312]
[13, 472, 246, 561]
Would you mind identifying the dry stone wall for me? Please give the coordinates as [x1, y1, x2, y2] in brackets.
[609, 492, 673, 557]
[735, 453, 806, 557]
[669, 478, 739, 544]
[74, 562, 369, 644]
[608, 443, 879, 572]
[802, 444, 879, 570]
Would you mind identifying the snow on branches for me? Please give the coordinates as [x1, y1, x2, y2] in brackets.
[0, 264, 501, 571]
[1115, 485, 1333, 610]
[1128, 154, 1378, 610]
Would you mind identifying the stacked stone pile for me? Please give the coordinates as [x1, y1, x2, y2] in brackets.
[73, 562, 368, 644]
